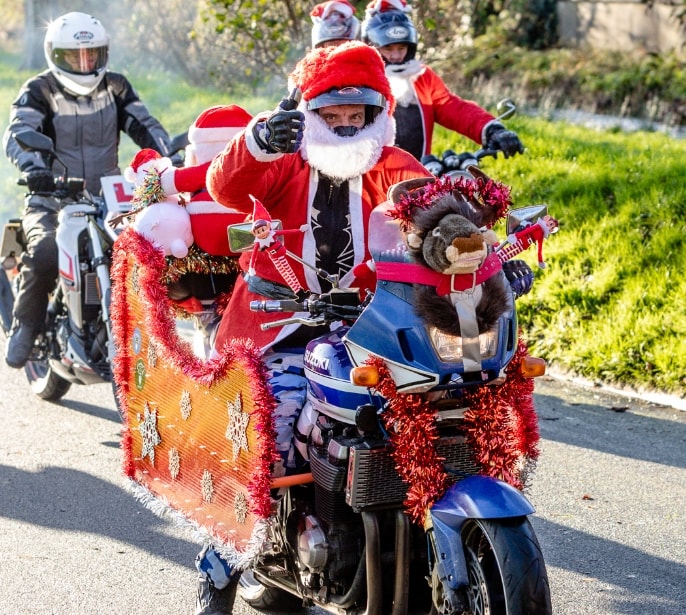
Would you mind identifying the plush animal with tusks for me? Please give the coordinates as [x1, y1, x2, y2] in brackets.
[389, 174, 513, 336]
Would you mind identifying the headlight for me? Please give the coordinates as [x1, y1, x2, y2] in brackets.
[429, 325, 499, 362]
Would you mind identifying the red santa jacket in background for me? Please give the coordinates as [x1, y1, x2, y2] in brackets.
[394, 63, 495, 158]
[160, 105, 253, 256]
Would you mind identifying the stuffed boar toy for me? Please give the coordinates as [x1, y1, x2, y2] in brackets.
[390, 174, 513, 337]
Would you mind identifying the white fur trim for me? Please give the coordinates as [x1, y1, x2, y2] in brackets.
[191, 141, 232, 165]
[323, 1, 354, 18]
[189, 125, 243, 145]
[302, 168, 321, 293]
[299, 104, 392, 180]
[160, 168, 177, 195]
[339, 175, 364, 288]
[245, 114, 286, 162]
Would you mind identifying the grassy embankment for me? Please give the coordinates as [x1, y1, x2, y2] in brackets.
[0, 52, 684, 399]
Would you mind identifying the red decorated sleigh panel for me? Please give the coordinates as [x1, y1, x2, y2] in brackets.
[111, 228, 277, 567]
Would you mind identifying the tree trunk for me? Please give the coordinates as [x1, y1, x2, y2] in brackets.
[22, 0, 60, 71]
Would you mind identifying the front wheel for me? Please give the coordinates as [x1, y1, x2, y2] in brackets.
[24, 358, 71, 401]
[460, 517, 551, 615]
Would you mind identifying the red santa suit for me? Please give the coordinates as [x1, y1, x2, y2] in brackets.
[160, 105, 253, 255]
[207, 42, 428, 351]
[387, 60, 495, 158]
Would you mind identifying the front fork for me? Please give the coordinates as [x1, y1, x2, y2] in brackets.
[86, 218, 114, 362]
[426, 475, 536, 609]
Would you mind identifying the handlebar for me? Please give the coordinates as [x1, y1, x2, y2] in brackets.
[250, 289, 365, 330]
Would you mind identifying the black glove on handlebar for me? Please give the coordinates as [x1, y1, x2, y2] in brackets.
[252, 109, 305, 154]
[24, 168, 55, 194]
[483, 122, 524, 159]
[503, 259, 534, 298]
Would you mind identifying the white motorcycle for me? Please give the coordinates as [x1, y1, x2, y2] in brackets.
[0, 129, 135, 402]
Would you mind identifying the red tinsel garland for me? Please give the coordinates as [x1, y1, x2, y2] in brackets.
[110, 228, 278, 519]
[367, 335, 540, 523]
[367, 357, 450, 525]
[389, 173, 512, 230]
[461, 336, 540, 489]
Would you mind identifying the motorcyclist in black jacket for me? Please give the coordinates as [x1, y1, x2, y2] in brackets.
[2, 11, 171, 368]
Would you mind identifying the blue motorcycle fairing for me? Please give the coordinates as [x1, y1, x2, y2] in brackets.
[343, 281, 518, 388]
[429, 475, 535, 589]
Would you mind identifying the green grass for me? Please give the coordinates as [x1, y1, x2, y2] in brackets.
[432, 119, 686, 397]
[0, 52, 684, 398]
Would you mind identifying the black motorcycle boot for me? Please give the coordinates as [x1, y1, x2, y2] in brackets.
[195, 574, 238, 615]
[5, 319, 38, 368]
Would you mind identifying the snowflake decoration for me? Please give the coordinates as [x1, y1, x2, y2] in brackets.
[138, 402, 161, 464]
[168, 448, 180, 479]
[180, 390, 192, 420]
[147, 340, 158, 368]
[225, 393, 249, 461]
[234, 492, 249, 524]
[201, 469, 214, 503]
[131, 264, 140, 293]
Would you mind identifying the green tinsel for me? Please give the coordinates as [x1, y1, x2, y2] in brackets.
[131, 167, 167, 211]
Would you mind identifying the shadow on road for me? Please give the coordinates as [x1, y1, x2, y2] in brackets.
[532, 516, 685, 615]
[535, 392, 686, 469]
[0, 462, 197, 566]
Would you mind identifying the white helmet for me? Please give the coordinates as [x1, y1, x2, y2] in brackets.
[44, 12, 109, 96]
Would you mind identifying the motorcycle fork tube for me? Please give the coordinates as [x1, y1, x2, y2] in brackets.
[361, 511, 383, 615]
[87, 219, 112, 357]
[391, 510, 410, 615]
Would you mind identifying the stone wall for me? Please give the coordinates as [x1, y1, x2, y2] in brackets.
[558, 0, 685, 56]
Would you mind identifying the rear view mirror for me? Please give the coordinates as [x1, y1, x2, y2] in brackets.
[506, 205, 548, 235]
[227, 220, 283, 253]
[14, 130, 55, 155]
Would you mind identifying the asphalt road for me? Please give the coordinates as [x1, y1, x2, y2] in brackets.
[0, 358, 684, 615]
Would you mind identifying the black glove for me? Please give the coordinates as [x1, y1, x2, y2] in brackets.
[24, 168, 55, 194]
[484, 122, 524, 159]
[503, 259, 534, 298]
[253, 109, 305, 154]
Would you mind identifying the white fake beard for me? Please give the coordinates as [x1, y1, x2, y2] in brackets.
[386, 59, 422, 108]
[300, 108, 395, 181]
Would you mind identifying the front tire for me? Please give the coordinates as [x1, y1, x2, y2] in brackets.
[460, 517, 551, 615]
[24, 359, 71, 401]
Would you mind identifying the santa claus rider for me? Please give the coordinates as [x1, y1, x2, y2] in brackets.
[191, 41, 429, 614]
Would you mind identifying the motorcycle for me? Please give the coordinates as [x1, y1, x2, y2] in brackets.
[0, 130, 187, 402]
[110, 133, 555, 613]
[0, 129, 121, 400]
[225, 180, 556, 612]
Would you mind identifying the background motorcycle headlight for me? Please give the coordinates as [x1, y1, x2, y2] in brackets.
[429, 326, 499, 362]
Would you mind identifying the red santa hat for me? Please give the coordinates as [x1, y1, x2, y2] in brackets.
[365, 0, 411, 14]
[249, 195, 272, 229]
[289, 41, 394, 115]
[311, 0, 355, 19]
[124, 148, 172, 184]
[186, 104, 252, 165]
[188, 105, 253, 147]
